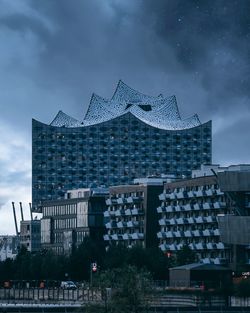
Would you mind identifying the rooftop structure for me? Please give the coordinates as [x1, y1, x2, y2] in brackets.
[32, 81, 211, 207]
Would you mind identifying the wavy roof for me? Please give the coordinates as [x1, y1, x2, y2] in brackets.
[50, 80, 202, 130]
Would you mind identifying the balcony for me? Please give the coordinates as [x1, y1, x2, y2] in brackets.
[105, 222, 112, 229]
[205, 216, 217, 223]
[127, 221, 133, 227]
[122, 233, 131, 240]
[184, 230, 192, 237]
[159, 219, 166, 226]
[169, 218, 176, 225]
[169, 193, 176, 200]
[159, 193, 166, 201]
[104, 211, 110, 217]
[202, 229, 211, 236]
[117, 198, 124, 204]
[175, 205, 182, 212]
[188, 191, 195, 197]
[194, 203, 201, 211]
[213, 229, 220, 236]
[195, 243, 205, 250]
[103, 234, 110, 241]
[184, 204, 192, 211]
[174, 231, 182, 237]
[216, 189, 224, 196]
[216, 242, 225, 249]
[166, 205, 174, 212]
[177, 243, 183, 250]
[196, 190, 205, 197]
[195, 216, 204, 223]
[187, 217, 195, 224]
[205, 189, 213, 196]
[193, 230, 201, 237]
[125, 209, 132, 216]
[115, 209, 122, 217]
[203, 203, 211, 210]
[157, 232, 163, 239]
[177, 191, 186, 199]
[131, 233, 144, 240]
[111, 234, 119, 240]
[159, 243, 167, 251]
[207, 242, 215, 249]
[213, 201, 226, 209]
[166, 231, 174, 238]
[117, 221, 126, 228]
[157, 206, 163, 213]
[189, 243, 195, 250]
[106, 199, 112, 205]
[127, 196, 133, 203]
[213, 202, 220, 209]
[131, 208, 139, 215]
[176, 218, 184, 225]
[169, 244, 176, 251]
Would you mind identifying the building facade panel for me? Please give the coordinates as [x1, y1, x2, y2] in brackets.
[157, 175, 232, 264]
[32, 114, 211, 206]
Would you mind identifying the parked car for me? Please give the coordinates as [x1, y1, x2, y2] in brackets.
[60, 281, 77, 289]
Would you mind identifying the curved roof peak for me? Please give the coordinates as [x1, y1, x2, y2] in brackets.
[50, 81, 202, 130]
[112, 80, 163, 104]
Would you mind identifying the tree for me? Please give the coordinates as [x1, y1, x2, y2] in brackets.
[175, 245, 197, 266]
[92, 265, 153, 313]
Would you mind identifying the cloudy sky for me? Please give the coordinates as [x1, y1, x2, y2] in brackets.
[0, 0, 250, 234]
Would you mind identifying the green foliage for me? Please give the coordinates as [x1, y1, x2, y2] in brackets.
[175, 244, 197, 266]
[0, 240, 173, 282]
[95, 265, 152, 313]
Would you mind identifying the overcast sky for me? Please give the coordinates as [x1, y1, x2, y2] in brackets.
[0, 0, 250, 234]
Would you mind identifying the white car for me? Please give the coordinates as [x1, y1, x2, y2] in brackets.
[60, 281, 77, 289]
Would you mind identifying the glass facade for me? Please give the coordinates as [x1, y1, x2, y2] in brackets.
[32, 112, 211, 206]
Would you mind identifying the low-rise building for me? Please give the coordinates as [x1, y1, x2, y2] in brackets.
[39, 187, 108, 255]
[20, 219, 41, 253]
[157, 164, 250, 268]
[103, 177, 169, 248]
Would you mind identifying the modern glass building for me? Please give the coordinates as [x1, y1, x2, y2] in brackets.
[32, 81, 212, 207]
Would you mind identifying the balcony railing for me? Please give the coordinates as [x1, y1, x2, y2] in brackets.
[159, 219, 166, 226]
[166, 231, 174, 238]
[159, 193, 166, 201]
[206, 242, 215, 249]
[184, 230, 192, 237]
[166, 205, 174, 212]
[194, 203, 201, 211]
[117, 197, 124, 204]
[187, 191, 195, 197]
[203, 203, 211, 210]
[213, 229, 220, 236]
[157, 207, 163, 213]
[205, 189, 214, 196]
[122, 233, 131, 240]
[184, 204, 192, 211]
[125, 209, 132, 215]
[196, 190, 205, 197]
[216, 242, 225, 249]
[104, 211, 110, 217]
[103, 234, 110, 241]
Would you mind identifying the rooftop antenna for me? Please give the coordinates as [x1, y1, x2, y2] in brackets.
[12, 202, 19, 236]
[29, 203, 33, 221]
[19, 202, 24, 221]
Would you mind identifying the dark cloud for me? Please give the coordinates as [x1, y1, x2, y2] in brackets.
[0, 0, 250, 232]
